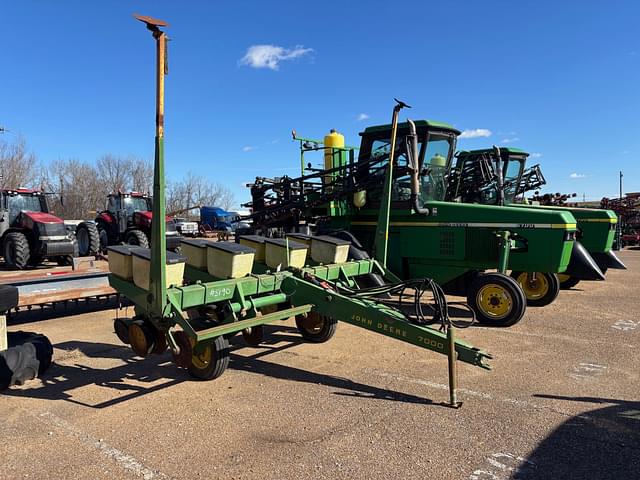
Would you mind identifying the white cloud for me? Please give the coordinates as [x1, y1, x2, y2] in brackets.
[530, 152, 542, 158]
[569, 172, 587, 179]
[356, 113, 370, 121]
[239, 44, 313, 70]
[242, 146, 255, 152]
[501, 137, 520, 144]
[458, 128, 492, 139]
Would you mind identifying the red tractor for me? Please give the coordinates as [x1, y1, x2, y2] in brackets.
[75, 191, 182, 255]
[0, 188, 76, 269]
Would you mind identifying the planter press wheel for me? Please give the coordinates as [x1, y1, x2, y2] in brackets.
[467, 272, 526, 327]
[172, 331, 230, 380]
[557, 274, 581, 290]
[295, 311, 338, 343]
[511, 271, 560, 307]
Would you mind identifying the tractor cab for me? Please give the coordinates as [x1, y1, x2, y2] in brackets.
[1, 189, 49, 225]
[357, 120, 458, 205]
[447, 148, 529, 205]
[105, 192, 153, 232]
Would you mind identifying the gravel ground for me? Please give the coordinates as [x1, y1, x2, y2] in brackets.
[1, 250, 638, 480]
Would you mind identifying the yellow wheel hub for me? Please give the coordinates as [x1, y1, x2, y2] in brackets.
[476, 284, 513, 319]
[557, 273, 571, 283]
[516, 272, 549, 300]
[191, 339, 213, 370]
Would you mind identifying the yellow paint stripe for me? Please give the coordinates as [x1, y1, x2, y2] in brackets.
[579, 218, 617, 223]
[351, 221, 576, 229]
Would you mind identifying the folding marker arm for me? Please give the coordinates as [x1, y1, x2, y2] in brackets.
[280, 276, 492, 370]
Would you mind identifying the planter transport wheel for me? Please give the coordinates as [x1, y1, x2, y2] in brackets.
[295, 311, 338, 343]
[187, 335, 230, 380]
[128, 321, 156, 357]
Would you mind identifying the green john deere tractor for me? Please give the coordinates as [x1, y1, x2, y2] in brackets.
[245, 106, 605, 327]
[449, 147, 624, 293]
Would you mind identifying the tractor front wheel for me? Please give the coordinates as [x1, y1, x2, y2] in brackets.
[125, 229, 149, 248]
[76, 222, 100, 256]
[511, 271, 560, 307]
[557, 274, 581, 290]
[295, 312, 338, 342]
[467, 272, 526, 327]
[3, 232, 30, 269]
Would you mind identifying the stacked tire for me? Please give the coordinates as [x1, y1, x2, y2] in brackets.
[0, 286, 54, 390]
[0, 332, 53, 390]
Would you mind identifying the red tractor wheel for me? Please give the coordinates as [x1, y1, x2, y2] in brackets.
[3, 232, 30, 269]
[125, 229, 149, 248]
[76, 222, 100, 256]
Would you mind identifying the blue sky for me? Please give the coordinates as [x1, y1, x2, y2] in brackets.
[2, 1, 638, 207]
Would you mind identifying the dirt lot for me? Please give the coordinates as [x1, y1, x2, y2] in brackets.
[1, 250, 638, 480]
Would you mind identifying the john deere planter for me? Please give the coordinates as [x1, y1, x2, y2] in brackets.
[108, 16, 491, 407]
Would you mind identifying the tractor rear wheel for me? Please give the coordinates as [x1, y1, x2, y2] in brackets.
[557, 274, 581, 290]
[187, 336, 230, 380]
[76, 222, 100, 256]
[3, 232, 30, 269]
[467, 272, 526, 327]
[511, 271, 560, 307]
[295, 312, 338, 342]
[125, 229, 149, 248]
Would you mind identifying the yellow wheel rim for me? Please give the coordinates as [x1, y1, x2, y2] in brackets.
[191, 339, 213, 370]
[516, 272, 549, 301]
[476, 284, 513, 319]
[557, 274, 571, 282]
[129, 324, 150, 355]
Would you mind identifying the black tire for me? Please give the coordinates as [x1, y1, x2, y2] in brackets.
[510, 271, 560, 307]
[187, 335, 230, 380]
[76, 222, 100, 256]
[97, 225, 109, 253]
[295, 312, 338, 343]
[467, 272, 526, 327]
[558, 275, 581, 290]
[125, 229, 149, 248]
[0, 331, 53, 390]
[3, 232, 30, 270]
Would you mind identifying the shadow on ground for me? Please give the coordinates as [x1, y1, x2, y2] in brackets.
[2, 325, 435, 408]
[512, 394, 640, 479]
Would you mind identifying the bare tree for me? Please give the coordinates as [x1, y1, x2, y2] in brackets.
[96, 154, 131, 194]
[165, 172, 236, 215]
[0, 136, 37, 189]
[47, 159, 104, 219]
[129, 157, 153, 194]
